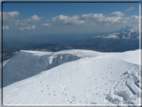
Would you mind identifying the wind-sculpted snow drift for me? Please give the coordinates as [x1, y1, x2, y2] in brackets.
[2, 49, 141, 105]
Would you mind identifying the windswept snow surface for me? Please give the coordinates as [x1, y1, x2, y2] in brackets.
[2, 49, 141, 106]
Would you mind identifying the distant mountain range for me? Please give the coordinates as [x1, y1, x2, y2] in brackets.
[2, 30, 140, 60]
[93, 31, 139, 39]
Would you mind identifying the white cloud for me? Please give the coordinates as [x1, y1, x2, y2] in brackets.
[123, 15, 139, 26]
[96, 11, 125, 25]
[97, 16, 122, 25]
[129, 26, 139, 32]
[109, 11, 124, 17]
[81, 13, 104, 19]
[42, 23, 52, 26]
[15, 15, 43, 25]
[48, 15, 85, 25]
[125, 6, 134, 11]
[46, 11, 139, 32]
[17, 25, 35, 30]
[103, 34, 119, 39]
[0, 11, 19, 23]
[3, 26, 9, 30]
[48, 14, 104, 25]
[47, 12, 124, 26]
[47, 15, 85, 25]
[97, 12, 139, 27]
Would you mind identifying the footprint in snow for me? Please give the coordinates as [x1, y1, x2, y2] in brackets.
[72, 96, 76, 98]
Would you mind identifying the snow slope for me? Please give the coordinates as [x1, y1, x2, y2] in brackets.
[2, 49, 141, 106]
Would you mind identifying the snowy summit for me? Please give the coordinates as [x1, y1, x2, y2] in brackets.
[2, 49, 141, 106]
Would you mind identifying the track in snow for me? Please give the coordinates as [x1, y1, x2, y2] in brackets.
[2, 49, 141, 105]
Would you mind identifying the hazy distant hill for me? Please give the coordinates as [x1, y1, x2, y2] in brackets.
[2, 30, 139, 60]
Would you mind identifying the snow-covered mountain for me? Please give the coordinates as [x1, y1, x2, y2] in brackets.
[2, 49, 141, 106]
[93, 31, 139, 39]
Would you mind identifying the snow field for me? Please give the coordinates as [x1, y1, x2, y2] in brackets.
[2, 49, 141, 105]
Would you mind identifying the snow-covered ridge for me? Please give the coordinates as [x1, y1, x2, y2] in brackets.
[3, 49, 141, 105]
[19, 50, 53, 56]
[19, 49, 100, 57]
[18, 49, 141, 64]
[3, 49, 141, 88]
[4, 50, 93, 87]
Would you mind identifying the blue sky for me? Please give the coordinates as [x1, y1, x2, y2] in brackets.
[2, 2, 139, 38]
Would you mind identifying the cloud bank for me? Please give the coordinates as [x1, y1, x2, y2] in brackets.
[2, 10, 139, 33]
[0, 11, 19, 23]
[47, 13, 105, 25]
[17, 25, 35, 30]
[47, 11, 139, 31]
[15, 15, 44, 25]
